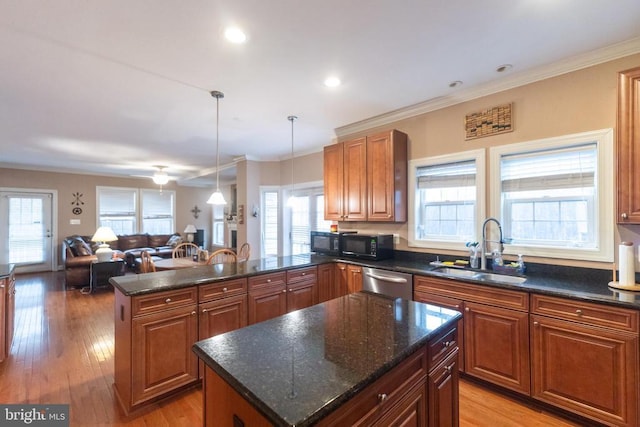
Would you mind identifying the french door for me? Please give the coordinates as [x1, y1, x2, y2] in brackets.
[0, 190, 55, 273]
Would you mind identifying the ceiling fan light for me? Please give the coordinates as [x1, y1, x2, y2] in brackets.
[207, 190, 227, 205]
[152, 171, 169, 185]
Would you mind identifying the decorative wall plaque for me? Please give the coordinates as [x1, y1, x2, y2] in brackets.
[465, 103, 513, 140]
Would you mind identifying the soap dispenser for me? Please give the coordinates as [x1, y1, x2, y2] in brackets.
[516, 254, 526, 274]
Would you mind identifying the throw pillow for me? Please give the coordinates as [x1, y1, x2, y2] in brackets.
[71, 238, 93, 256]
[166, 235, 183, 247]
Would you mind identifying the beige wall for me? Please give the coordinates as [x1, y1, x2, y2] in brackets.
[336, 53, 640, 269]
[0, 167, 213, 268]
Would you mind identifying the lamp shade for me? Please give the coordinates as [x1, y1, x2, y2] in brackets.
[184, 224, 197, 234]
[207, 190, 227, 205]
[152, 170, 169, 185]
[91, 226, 118, 243]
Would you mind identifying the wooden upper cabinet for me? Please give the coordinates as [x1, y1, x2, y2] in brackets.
[617, 66, 640, 223]
[324, 129, 407, 222]
[367, 130, 407, 222]
[323, 143, 344, 221]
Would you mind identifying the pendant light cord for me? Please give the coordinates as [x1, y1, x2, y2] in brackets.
[288, 115, 297, 197]
[212, 91, 224, 191]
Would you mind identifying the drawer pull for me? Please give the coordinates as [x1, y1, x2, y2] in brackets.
[464, 307, 470, 312]
[283, 289, 287, 293]
[377, 393, 388, 402]
[267, 279, 272, 283]
[202, 308, 208, 313]
[446, 364, 454, 373]
[442, 341, 452, 348]
[165, 298, 172, 304]
[222, 287, 228, 292]
[575, 309, 583, 316]
[191, 311, 196, 316]
[533, 321, 539, 326]
[302, 272, 306, 276]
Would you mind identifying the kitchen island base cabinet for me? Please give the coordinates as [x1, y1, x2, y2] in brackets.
[113, 287, 199, 415]
[428, 350, 459, 427]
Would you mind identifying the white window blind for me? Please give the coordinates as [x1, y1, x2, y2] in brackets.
[212, 204, 224, 246]
[97, 187, 137, 235]
[289, 187, 329, 255]
[415, 159, 477, 241]
[141, 189, 175, 234]
[262, 191, 278, 257]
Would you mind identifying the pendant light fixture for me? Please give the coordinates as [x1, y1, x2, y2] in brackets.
[207, 90, 227, 205]
[287, 115, 297, 207]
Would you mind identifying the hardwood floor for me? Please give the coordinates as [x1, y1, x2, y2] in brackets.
[0, 271, 582, 427]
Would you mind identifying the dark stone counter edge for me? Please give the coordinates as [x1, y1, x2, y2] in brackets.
[110, 253, 640, 311]
[191, 311, 461, 427]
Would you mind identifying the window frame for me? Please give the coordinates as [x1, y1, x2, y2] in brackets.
[489, 128, 614, 262]
[408, 149, 485, 251]
[96, 186, 176, 235]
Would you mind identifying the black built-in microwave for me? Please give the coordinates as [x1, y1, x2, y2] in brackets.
[310, 231, 356, 256]
[339, 233, 394, 261]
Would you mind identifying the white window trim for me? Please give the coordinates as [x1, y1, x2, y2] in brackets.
[489, 128, 614, 262]
[408, 149, 486, 251]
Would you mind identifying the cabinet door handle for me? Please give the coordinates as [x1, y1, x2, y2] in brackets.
[533, 321, 539, 326]
[191, 311, 196, 316]
[464, 307, 470, 312]
[165, 298, 172, 303]
[622, 213, 628, 220]
[282, 289, 287, 293]
[575, 309, 583, 316]
[222, 287, 228, 292]
[202, 308, 208, 313]
[377, 393, 388, 402]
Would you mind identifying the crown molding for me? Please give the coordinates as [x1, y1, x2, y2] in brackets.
[335, 37, 640, 138]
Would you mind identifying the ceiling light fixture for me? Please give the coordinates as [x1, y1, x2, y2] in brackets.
[324, 76, 341, 88]
[448, 80, 463, 88]
[224, 27, 247, 44]
[207, 91, 227, 205]
[287, 115, 298, 207]
[152, 167, 170, 185]
[496, 64, 513, 73]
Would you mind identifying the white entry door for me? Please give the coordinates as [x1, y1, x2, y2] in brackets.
[0, 190, 55, 273]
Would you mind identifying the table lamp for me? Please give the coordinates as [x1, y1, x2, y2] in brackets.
[91, 226, 118, 262]
[184, 224, 197, 243]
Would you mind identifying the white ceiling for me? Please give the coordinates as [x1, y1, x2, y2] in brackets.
[2, 0, 640, 187]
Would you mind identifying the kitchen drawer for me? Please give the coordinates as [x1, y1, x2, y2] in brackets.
[132, 287, 198, 317]
[427, 327, 458, 370]
[286, 266, 317, 284]
[317, 349, 427, 426]
[199, 278, 247, 302]
[414, 275, 528, 311]
[248, 272, 286, 291]
[531, 294, 639, 332]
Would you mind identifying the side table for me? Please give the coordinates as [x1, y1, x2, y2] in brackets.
[86, 259, 125, 294]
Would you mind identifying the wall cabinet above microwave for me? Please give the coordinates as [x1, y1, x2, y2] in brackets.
[324, 129, 407, 222]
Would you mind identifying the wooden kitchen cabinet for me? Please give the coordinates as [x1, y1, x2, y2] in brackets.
[414, 275, 530, 395]
[324, 129, 407, 222]
[366, 130, 408, 222]
[198, 278, 248, 378]
[114, 286, 199, 414]
[0, 269, 16, 363]
[248, 272, 287, 325]
[346, 264, 363, 294]
[617, 66, 640, 223]
[317, 263, 334, 303]
[428, 350, 459, 427]
[286, 266, 318, 312]
[335, 262, 350, 297]
[531, 294, 639, 426]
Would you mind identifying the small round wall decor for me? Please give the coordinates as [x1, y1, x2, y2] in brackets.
[72, 207, 83, 215]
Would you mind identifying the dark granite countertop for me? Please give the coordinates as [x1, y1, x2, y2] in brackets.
[110, 252, 640, 310]
[192, 291, 461, 426]
[0, 264, 15, 279]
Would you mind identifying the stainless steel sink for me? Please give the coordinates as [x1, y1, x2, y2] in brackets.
[430, 267, 526, 285]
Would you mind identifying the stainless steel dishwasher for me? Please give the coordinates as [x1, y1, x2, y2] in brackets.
[362, 267, 413, 300]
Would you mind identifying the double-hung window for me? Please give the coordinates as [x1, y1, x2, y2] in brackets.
[97, 186, 176, 235]
[490, 129, 613, 262]
[409, 150, 485, 249]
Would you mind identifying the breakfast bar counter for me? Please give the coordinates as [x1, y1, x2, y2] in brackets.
[192, 291, 462, 426]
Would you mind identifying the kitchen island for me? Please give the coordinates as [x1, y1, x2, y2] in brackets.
[192, 291, 461, 426]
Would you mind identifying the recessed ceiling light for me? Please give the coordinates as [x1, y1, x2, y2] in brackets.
[448, 80, 463, 88]
[324, 76, 341, 88]
[224, 27, 247, 44]
[496, 64, 513, 73]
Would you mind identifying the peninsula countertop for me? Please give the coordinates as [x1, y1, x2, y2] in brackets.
[110, 253, 640, 310]
[192, 291, 462, 426]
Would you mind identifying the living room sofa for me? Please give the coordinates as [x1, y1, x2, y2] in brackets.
[63, 233, 182, 288]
